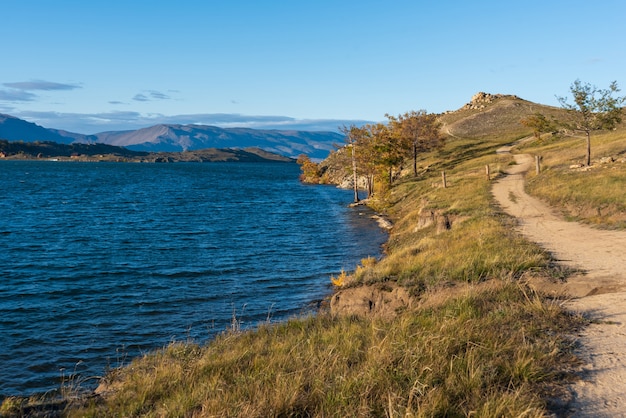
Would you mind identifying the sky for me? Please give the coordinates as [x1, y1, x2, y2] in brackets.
[1, 0, 625, 134]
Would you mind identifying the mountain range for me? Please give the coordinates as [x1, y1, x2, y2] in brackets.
[0, 114, 344, 160]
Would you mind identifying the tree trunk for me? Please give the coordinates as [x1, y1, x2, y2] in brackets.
[412, 141, 417, 176]
[351, 143, 359, 203]
[585, 130, 591, 166]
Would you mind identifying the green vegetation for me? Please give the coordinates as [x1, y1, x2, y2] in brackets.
[7, 91, 623, 416]
[556, 80, 625, 166]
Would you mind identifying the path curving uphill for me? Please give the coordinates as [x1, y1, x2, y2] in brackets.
[492, 145, 626, 417]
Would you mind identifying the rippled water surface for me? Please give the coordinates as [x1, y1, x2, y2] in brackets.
[0, 161, 386, 397]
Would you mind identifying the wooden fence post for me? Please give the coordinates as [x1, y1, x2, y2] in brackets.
[442, 171, 447, 188]
[486, 164, 490, 180]
[535, 155, 541, 175]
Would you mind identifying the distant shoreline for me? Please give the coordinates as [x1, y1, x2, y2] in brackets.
[0, 141, 296, 163]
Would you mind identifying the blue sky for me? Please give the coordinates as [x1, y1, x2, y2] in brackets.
[1, 0, 624, 134]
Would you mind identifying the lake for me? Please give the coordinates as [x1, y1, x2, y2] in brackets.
[0, 161, 386, 398]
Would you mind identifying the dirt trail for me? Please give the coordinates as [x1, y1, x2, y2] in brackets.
[492, 146, 626, 417]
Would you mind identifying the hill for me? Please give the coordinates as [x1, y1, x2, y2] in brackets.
[0, 114, 81, 144]
[0, 114, 343, 160]
[0, 140, 294, 163]
[93, 124, 343, 160]
[145, 147, 294, 163]
[0, 140, 147, 161]
[438, 92, 563, 140]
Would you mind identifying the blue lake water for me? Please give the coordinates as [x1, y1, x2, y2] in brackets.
[0, 161, 386, 398]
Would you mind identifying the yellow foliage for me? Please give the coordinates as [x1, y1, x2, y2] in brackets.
[360, 256, 377, 268]
[355, 256, 377, 276]
[330, 270, 347, 287]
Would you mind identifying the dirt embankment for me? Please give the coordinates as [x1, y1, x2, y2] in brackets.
[492, 146, 626, 417]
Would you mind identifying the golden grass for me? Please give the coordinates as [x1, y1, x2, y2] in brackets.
[63, 281, 580, 418]
[351, 138, 563, 294]
[521, 128, 626, 228]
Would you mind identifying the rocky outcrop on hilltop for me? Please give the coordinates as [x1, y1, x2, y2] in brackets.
[461, 92, 521, 110]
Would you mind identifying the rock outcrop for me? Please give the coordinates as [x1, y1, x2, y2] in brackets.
[462, 92, 520, 110]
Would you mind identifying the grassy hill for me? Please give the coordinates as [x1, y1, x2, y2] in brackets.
[439, 93, 562, 141]
[3, 93, 624, 417]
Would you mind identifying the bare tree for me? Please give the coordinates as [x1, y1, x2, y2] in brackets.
[339, 125, 364, 203]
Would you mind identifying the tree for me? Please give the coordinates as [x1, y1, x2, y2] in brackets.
[386, 110, 444, 176]
[368, 122, 404, 186]
[339, 125, 365, 203]
[296, 154, 321, 183]
[520, 113, 554, 139]
[354, 125, 378, 198]
[557, 80, 625, 166]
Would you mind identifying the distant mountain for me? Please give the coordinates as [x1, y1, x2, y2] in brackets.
[0, 114, 344, 160]
[0, 114, 79, 144]
[93, 124, 343, 160]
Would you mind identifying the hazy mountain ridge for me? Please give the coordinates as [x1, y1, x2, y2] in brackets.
[0, 114, 344, 160]
[0, 114, 77, 144]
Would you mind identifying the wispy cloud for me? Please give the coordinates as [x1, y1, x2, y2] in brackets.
[132, 94, 150, 102]
[132, 90, 171, 102]
[585, 57, 604, 65]
[148, 91, 170, 100]
[0, 80, 81, 104]
[3, 80, 81, 91]
[0, 89, 37, 102]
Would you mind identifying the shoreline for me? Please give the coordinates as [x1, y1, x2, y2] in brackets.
[0, 185, 388, 404]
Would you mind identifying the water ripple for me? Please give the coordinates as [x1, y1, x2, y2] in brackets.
[0, 161, 386, 397]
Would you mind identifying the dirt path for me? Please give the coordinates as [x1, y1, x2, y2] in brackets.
[492, 146, 626, 417]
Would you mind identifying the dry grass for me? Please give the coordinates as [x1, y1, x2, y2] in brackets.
[350, 135, 565, 294]
[62, 281, 581, 418]
[521, 127, 626, 229]
[439, 96, 563, 143]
